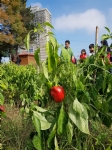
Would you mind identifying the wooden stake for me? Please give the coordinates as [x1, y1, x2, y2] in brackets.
[95, 26, 99, 45]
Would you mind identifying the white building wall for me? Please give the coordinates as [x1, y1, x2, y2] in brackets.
[30, 7, 52, 61]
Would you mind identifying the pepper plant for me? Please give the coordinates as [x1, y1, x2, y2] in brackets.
[0, 79, 8, 150]
[23, 23, 112, 150]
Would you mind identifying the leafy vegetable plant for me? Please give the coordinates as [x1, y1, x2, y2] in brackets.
[23, 23, 112, 150]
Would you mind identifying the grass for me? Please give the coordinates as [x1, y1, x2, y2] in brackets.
[1, 104, 112, 150]
[1, 104, 34, 150]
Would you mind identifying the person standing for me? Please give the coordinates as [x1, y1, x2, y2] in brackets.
[60, 40, 76, 64]
[107, 48, 112, 74]
[80, 49, 87, 63]
[101, 40, 112, 74]
[89, 44, 95, 56]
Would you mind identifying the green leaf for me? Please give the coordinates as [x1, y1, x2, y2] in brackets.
[68, 99, 89, 134]
[37, 23, 44, 33]
[48, 36, 59, 68]
[105, 27, 110, 33]
[34, 106, 48, 113]
[96, 73, 104, 91]
[45, 42, 56, 72]
[54, 50, 59, 68]
[54, 136, 59, 150]
[102, 115, 111, 128]
[66, 120, 73, 144]
[0, 93, 4, 105]
[102, 101, 109, 113]
[32, 115, 42, 150]
[34, 27, 38, 33]
[47, 124, 56, 148]
[101, 34, 110, 40]
[48, 32, 55, 36]
[84, 91, 90, 102]
[44, 22, 54, 29]
[73, 74, 77, 83]
[77, 81, 84, 91]
[94, 99, 102, 110]
[57, 104, 67, 135]
[24, 33, 30, 50]
[34, 48, 40, 66]
[61, 47, 71, 61]
[25, 107, 29, 113]
[102, 73, 107, 94]
[106, 146, 111, 150]
[33, 111, 51, 130]
[42, 62, 48, 79]
[32, 114, 41, 136]
[33, 135, 42, 150]
[49, 35, 57, 49]
[0, 79, 8, 90]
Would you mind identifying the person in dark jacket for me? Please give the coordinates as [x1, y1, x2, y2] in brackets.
[101, 40, 112, 74]
[101, 40, 110, 51]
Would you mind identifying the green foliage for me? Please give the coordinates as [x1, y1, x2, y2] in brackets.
[68, 99, 89, 134]
[105, 27, 110, 33]
[44, 22, 54, 29]
[47, 124, 56, 147]
[34, 48, 40, 66]
[32, 114, 42, 150]
[24, 32, 30, 50]
[54, 136, 59, 150]
[0, 63, 41, 106]
[57, 104, 67, 135]
[33, 111, 51, 130]
[66, 119, 73, 144]
[24, 24, 112, 149]
[1, 24, 112, 149]
[101, 27, 112, 40]
[0, 79, 8, 115]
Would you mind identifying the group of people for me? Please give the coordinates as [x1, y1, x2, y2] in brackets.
[61, 40, 112, 67]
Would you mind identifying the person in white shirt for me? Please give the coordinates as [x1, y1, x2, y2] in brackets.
[89, 44, 95, 56]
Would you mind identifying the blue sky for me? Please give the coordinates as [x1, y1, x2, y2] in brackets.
[27, 0, 112, 58]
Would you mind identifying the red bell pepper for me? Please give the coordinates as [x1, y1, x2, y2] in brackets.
[0, 105, 5, 112]
[50, 86, 65, 103]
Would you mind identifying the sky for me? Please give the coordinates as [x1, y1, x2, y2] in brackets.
[27, 0, 112, 58]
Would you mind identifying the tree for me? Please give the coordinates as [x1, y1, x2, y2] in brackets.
[0, 0, 34, 55]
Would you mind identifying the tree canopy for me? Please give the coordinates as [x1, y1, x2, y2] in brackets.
[0, 0, 34, 54]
